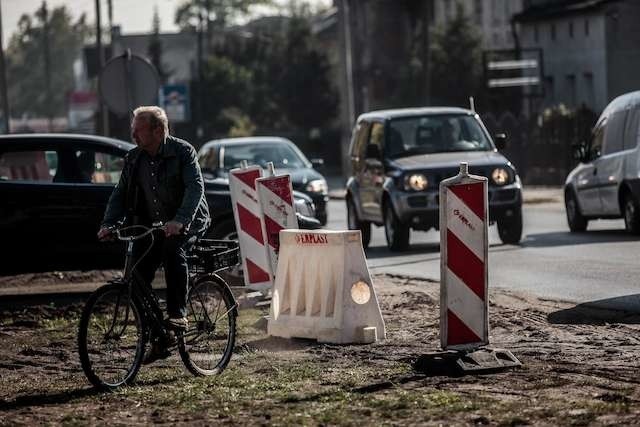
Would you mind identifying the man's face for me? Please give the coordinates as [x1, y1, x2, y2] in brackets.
[131, 116, 163, 152]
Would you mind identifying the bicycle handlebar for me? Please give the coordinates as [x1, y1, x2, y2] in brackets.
[109, 223, 165, 242]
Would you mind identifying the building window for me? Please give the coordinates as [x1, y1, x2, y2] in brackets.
[585, 18, 590, 36]
[545, 76, 555, 104]
[566, 74, 576, 107]
[474, 0, 483, 25]
[569, 21, 574, 38]
[583, 72, 594, 108]
[534, 24, 539, 42]
[551, 23, 556, 40]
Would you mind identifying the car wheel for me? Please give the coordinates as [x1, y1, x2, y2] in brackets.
[347, 197, 371, 249]
[383, 201, 409, 251]
[623, 192, 640, 234]
[497, 207, 523, 245]
[565, 190, 588, 232]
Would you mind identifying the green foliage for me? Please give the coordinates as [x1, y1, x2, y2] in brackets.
[175, 0, 273, 31]
[274, 16, 338, 130]
[6, 5, 90, 118]
[429, 3, 484, 108]
[200, 55, 254, 135]
[199, 15, 338, 137]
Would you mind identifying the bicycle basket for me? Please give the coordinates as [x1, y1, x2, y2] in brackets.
[189, 239, 240, 273]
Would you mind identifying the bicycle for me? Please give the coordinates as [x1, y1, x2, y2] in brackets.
[78, 224, 239, 390]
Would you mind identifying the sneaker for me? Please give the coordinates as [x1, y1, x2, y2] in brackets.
[142, 342, 171, 365]
[167, 316, 188, 330]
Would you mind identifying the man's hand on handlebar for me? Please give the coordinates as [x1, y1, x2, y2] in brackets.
[97, 226, 116, 242]
[164, 221, 184, 237]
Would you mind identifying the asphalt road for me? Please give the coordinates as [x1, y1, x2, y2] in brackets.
[326, 198, 640, 311]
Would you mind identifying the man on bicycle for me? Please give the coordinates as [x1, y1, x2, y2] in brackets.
[98, 106, 210, 336]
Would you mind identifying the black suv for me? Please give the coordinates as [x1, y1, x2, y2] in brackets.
[345, 107, 523, 251]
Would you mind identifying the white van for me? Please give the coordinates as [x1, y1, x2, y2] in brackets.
[565, 91, 640, 234]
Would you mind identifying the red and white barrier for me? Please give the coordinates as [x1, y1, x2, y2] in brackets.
[439, 162, 489, 351]
[256, 165, 298, 275]
[229, 165, 272, 291]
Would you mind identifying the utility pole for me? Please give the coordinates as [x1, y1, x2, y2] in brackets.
[0, 0, 10, 133]
[95, 0, 109, 136]
[41, 2, 53, 132]
[196, 7, 204, 141]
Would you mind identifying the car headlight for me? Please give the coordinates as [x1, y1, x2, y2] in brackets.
[405, 174, 428, 191]
[306, 179, 328, 195]
[492, 168, 510, 186]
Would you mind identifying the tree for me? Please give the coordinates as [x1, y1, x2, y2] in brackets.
[148, 6, 171, 84]
[429, 4, 484, 108]
[6, 5, 90, 118]
[175, 0, 273, 32]
[200, 55, 254, 135]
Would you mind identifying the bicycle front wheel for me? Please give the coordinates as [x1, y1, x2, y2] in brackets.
[78, 284, 146, 390]
[179, 276, 237, 376]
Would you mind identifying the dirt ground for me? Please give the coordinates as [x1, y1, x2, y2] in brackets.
[1, 272, 640, 426]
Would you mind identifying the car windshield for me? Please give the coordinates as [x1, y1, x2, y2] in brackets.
[386, 114, 493, 158]
[221, 142, 308, 171]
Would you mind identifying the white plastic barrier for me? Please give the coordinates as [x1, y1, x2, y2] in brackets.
[268, 230, 386, 344]
[439, 162, 489, 350]
[256, 167, 298, 275]
[229, 165, 272, 291]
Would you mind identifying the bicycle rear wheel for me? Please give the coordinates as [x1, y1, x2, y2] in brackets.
[78, 284, 146, 390]
[179, 275, 237, 376]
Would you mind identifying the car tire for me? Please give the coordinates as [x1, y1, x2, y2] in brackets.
[347, 197, 371, 249]
[384, 201, 410, 251]
[623, 192, 640, 234]
[565, 190, 588, 232]
[497, 207, 523, 245]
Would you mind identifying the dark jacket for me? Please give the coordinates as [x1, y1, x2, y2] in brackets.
[102, 135, 210, 235]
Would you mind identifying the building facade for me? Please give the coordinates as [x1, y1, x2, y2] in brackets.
[432, 0, 526, 50]
[515, 0, 640, 113]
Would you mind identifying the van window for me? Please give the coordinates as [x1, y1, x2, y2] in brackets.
[623, 108, 640, 150]
[602, 110, 627, 155]
[590, 123, 604, 160]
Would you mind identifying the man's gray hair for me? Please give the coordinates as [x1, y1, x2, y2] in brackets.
[133, 106, 169, 136]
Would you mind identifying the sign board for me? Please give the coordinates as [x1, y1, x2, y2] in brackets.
[160, 84, 190, 123]
[483, 48, 544, 97]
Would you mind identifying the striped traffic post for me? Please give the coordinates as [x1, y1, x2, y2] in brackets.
[256, 163, 298, 275]
[229, 164, 273, 291]
[414, 162, 521, 373]
[439, 162, 489, 350]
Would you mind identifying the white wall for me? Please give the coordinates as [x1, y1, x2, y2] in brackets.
[520, 12, 608, 112]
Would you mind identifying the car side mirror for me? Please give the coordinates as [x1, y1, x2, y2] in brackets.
[311, 158, 325, 170]
[494, 133, 508, 150]
[572, 142, 588, 162]
[365, 144, 381, 159]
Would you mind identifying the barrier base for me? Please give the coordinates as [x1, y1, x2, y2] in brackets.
[414, 348, 521, 376]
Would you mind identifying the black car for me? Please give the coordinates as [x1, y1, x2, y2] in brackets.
[0, 133, 318, 273]
[346, 107, 523, 251]
[198, 136, 329, 225]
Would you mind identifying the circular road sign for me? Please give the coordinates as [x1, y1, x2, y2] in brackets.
[99, 51, 160, 116]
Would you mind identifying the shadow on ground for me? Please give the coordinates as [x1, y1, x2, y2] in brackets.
[521, 229, 637, 249]
[548, 294, 640, 325]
